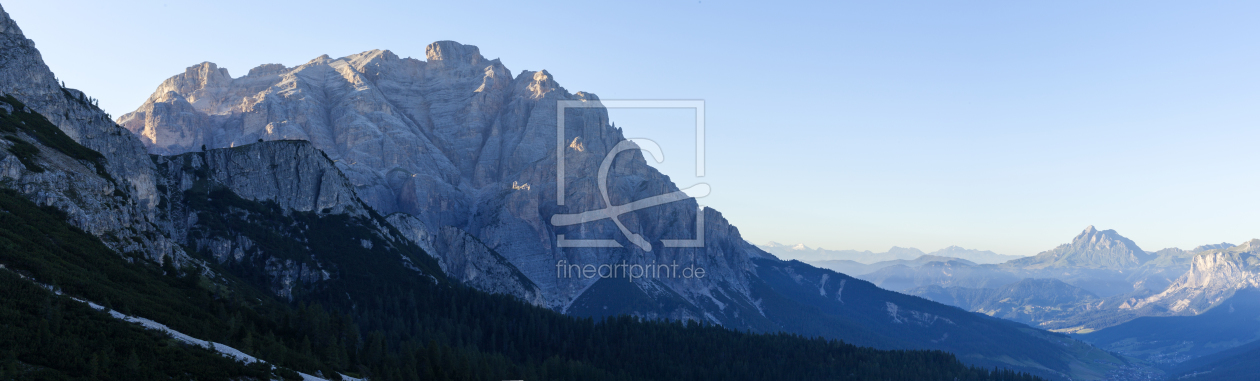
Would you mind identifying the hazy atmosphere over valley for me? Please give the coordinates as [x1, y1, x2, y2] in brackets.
[0, 1, 1257, 381]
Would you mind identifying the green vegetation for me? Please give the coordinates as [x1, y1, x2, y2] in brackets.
[3, 136, 43, 173]
[0, 95, 112, 182]
[0, 187, 349, 378]
[0, 178, 1044, 380]
[0, 270, 275, 380]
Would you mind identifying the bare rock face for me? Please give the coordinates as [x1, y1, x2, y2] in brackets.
[386, 213, 546, 305]
[1128, 240, 1260, 314]
[0, 4, 179, 262]
[197, 141, 364, 215]
[120, 41, 767, 322]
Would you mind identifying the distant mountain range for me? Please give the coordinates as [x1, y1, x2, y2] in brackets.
[758, 242, 1023, 264]
[807, 255, 976, 276]
[1004, 226, 1152, 270]
[862, 225, 1260, 378]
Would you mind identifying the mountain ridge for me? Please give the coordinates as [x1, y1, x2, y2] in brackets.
[760, 242, 1022, 264]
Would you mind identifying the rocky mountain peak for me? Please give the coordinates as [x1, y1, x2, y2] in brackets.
[426, 40, 485, 66]
[1129, 238, 1260, 314]
[154, 62, 231, 101]
[523, 69, 560, 99]
[1072, 225, 1144, 253]
[0, 4, 22, 36]
[246, 63, 288, 77]
[1005, 226, 1151, 270]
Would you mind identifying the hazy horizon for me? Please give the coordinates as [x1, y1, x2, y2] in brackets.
[7, 0, 1259, 256]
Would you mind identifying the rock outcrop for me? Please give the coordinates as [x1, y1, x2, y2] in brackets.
[1128, 240, 1260, 314]
[196, 141, 364, 215]
[0, 4, 177, 262]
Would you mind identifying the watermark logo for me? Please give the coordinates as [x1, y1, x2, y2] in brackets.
[551, 100, 707, 252]
[556, 260, 706, 282]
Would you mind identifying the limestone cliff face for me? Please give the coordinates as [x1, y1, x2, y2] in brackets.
[120, 41, 766, 322]
[385, 213, 546, 305]
[0, 4, 179, 262]
[1129, 240, 1260, 314]
[197, 141, 364, 216]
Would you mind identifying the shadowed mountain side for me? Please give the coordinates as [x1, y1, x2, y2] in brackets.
[1079, 288, 1260, 369]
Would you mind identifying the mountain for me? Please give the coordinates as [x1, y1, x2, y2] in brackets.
[804, 258, 879, 275]
[1004, 226, 1153, 270]
[759, 242, 925, 263]
[1124, 240, 1260, 315]
[858, 259, 1021, 291]
[929, 246, 1024, 264]
[762, 242, 1017, 264]
[906, 279, 1102, 327]
[1080, 288, 1260, 369]
[856, 227, 1247, 335]
[748, 259, 1132, 380]
[0, 50, 1042, 381]
[1167, 337, 1260, 380]
[0, 2, 180, 264]
[0, 5, 1082, 379]
[808, 255, 976, 276]
[117, 44, 777, 323]
[106, 38, 1143, 380]
[0, 130, 1034, 381]
[1195, 242, 1237, 252]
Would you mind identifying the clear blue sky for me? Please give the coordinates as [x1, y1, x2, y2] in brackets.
[7, 0, 1259, 256]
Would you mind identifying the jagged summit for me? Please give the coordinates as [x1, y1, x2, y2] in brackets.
[426, 40, 484, 63]
[0, 3, 23, 36]
[1193, 242, 1237, 252]
[1006, 226, 1152, 270]
[1073, 225, 1145, 253]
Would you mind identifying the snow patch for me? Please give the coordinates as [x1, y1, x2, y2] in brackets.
[818, 274, 829, 297]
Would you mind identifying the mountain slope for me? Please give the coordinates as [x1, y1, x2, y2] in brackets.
[751, 259, 1132, 381]
[858, 260, 1020, 291]
[1079, 288, 1260, 369]
[907, 279, 1102, 327]
[808, 255, 977, 276]
[0, 6, 177, 262]
[759, 243, 925, 263]
[1167, 337, 1260, 380]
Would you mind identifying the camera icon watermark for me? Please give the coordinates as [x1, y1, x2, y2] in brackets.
[552, 100, 707, 252]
